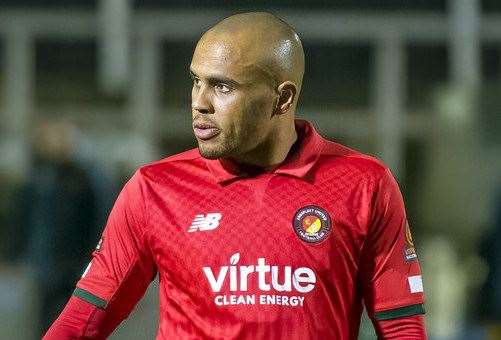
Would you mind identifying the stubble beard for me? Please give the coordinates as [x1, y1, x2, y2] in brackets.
[197, 135, 239, 160]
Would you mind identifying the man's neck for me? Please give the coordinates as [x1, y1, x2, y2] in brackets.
[226, 121, 298, 170]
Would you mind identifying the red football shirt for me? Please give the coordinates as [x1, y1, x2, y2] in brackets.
[71, 119, 425, 339]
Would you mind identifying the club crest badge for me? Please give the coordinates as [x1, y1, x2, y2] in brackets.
[403, 221, 418, 261]
[293, 205, 332, 243]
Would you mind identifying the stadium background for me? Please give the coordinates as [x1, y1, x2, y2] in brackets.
[0, 0, 500, 339]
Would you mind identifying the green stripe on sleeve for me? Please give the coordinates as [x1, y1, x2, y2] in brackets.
[73, 287, 107, 309]
[375, 303, 425, 321]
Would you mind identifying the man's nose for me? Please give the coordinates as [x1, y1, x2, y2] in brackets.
[192, 86, 213, 114]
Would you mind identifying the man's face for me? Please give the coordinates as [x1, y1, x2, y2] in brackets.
[189, 36, 277, 160]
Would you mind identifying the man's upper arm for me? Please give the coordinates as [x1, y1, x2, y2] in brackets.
[360, 168, 426, 331]
[44, 170, 157, 339]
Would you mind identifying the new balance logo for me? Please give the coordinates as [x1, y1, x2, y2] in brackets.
[188, 213, 222, 232]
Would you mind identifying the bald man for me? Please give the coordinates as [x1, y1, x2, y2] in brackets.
[44, 12, 426, 339]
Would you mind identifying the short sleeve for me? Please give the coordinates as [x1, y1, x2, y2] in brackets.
[360, 168, 425, 321]
[73, 170, 157, 318]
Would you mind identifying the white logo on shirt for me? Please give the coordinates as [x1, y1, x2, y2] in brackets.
[188, 213, 222, 232]
[202, 252, 316, 307]
[408, 275, 424, 293]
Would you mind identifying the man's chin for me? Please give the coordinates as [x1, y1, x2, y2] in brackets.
[197, 136, 238, 160]
[198, 144, 226, 160]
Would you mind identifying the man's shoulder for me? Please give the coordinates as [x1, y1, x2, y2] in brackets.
[319, 138, 388, 178]
[136, 148, 204, 178]
[150, 148, 201, 165]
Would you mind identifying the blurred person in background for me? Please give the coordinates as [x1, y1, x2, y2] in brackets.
[7, 117, 114, 336]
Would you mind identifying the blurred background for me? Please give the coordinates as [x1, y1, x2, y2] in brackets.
[0, 0, 500, 339]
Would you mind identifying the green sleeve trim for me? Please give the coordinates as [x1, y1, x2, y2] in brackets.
[375, 303, 425, 321]
[73, 287, 107, 309]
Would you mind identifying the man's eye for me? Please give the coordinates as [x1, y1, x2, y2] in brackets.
[215, 83, 231, 93]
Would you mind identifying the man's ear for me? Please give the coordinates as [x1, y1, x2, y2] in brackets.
[273, 81, 297, 115]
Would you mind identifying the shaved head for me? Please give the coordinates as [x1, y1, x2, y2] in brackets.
[203, 12, 305, 93]
[190, 12, 304, 166]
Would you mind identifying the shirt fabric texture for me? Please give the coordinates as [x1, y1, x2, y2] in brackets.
[45, 119, 426, 339]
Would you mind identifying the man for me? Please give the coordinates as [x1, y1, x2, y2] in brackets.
[45, 12, 426, 339]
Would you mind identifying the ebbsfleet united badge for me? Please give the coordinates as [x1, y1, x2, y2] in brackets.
[293, 205, 332, 243]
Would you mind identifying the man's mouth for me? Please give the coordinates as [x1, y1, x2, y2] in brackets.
[193, 123, 220, 141]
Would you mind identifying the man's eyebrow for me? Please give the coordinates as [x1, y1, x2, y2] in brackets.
[189, 69, 241, 86]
